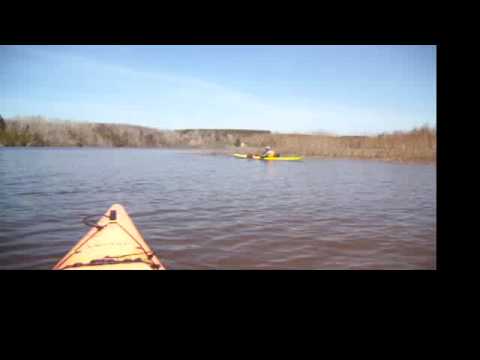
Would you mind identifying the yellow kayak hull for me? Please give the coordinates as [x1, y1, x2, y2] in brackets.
[233, 153, 303, 161]
[53, 204, 165, 270]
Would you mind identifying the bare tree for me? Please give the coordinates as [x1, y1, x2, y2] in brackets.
[0, 115, 5, 132]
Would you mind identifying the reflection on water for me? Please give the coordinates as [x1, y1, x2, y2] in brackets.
[0, 148, 436, 269]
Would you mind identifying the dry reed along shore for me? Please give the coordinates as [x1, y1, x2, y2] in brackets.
[0, 116, 436, 163]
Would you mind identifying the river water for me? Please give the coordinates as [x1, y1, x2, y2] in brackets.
[0, 148, 436, 269]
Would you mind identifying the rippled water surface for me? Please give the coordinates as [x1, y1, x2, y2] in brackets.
[0, 148, 436, 269]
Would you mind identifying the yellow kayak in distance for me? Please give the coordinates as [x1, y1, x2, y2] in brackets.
[233, 153, 303, 161]
[53, 204, 165, 270]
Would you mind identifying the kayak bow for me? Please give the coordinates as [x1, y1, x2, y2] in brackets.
[53, 204, 165, 270]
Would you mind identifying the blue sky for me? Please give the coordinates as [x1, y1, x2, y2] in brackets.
[0, 45, 436, 134]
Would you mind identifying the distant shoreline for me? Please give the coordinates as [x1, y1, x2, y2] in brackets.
[192, 147, 436, 165]
[0, 116, 436, 163]
[0, 145, 436, 165]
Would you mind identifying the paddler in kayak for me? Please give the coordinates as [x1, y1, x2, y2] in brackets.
[261, 146, 278, 158]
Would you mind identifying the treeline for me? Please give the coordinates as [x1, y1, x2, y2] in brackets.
[0, 116, 436, 162]
[0, 116, 177, 147]
[0, 116, 265, 148]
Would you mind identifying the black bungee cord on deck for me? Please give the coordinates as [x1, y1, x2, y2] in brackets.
[82, 213, 108, 229]
[82, 208, 117, 228]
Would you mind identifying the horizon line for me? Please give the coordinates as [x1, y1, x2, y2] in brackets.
[2, 114, 436, 137]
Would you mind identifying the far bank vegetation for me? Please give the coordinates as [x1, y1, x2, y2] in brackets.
[0, 116, 436, 162]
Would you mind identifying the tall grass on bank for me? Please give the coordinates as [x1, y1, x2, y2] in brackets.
[241, 126, 436, 162]
[0, 116, 436, 162]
